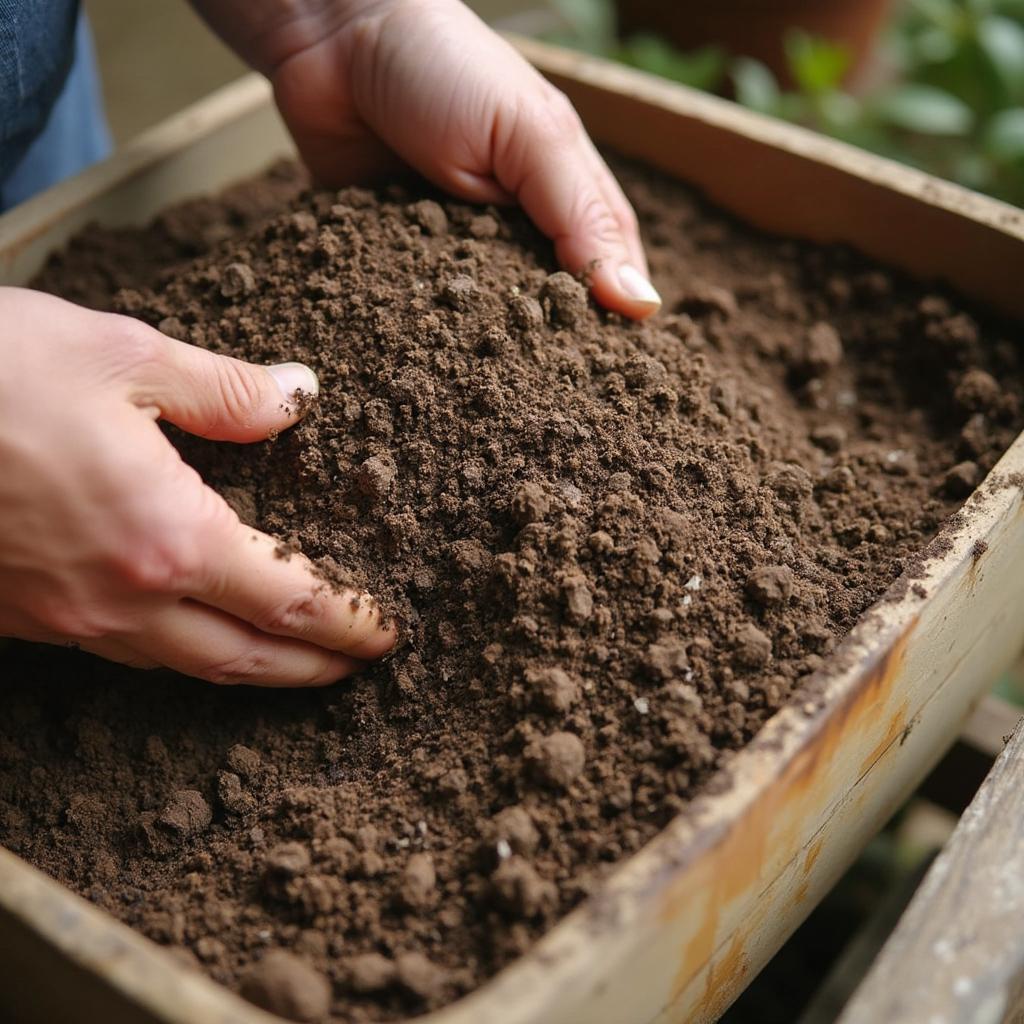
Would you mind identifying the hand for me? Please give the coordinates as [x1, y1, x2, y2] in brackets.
[194, 0, 661, 319]
[0, 287, 395, 685]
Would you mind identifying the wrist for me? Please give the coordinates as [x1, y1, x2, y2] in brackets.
[190, 0, 441, 76]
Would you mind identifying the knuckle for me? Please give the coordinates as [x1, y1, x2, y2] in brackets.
[107, 314, 165, 374]
[573, 191, 625, 248]
[616, 197, 640, 235]
[214, 359, 265, 427]
[254, 590, 322, 638]
[541, 88, 582, 137]
[111, 536, 204, 595]
[199, 646, 274, 686]
[303, 649, 341, 686]
[519, 88, 581, 151]
[102, 466, 230, 596]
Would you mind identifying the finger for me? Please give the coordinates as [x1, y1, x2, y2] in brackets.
[571, 140, 651, 295]
[580, 136, 649, 275]
[131, 599, 364, 687]
[442, 167, 515, 207]
[479, 130, 649, 274]
[127, 321, 321, 443]
[492, 93, 661, 320]
[291, 131, 408, 188]
[196, 521, 397, 661]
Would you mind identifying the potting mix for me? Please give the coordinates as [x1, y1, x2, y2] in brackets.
[2, 156, 1021, 1022]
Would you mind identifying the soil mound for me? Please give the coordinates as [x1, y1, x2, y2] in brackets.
[3, 156, 1020, 1021]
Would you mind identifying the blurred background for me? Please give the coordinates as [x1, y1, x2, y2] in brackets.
[83, 1, 1024, 1020]
[88, 0, 1024, 206]
[83, 1, 533, 142]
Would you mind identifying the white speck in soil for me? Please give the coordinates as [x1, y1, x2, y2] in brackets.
[633, 697, 650, 715]
[557, 480, 584, 508]
[496, 839, 512, 860]
[685, 575, 702, 591]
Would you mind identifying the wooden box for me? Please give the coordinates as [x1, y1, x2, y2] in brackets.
[1, 39, 1022, 1024]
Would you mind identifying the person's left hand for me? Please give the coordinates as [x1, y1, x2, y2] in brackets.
[0, 287, 396, 685]
[195, 0, 661, 319]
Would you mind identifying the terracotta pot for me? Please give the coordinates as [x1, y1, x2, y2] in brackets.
[615, 0, 893, 88]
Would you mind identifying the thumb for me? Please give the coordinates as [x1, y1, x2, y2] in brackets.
[133, 328, 319, 442]
[494, 92, 662, 320]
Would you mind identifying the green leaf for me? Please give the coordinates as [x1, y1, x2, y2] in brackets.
[785, 30, 852, 96]
[775, 93, 813, 123]
[977, 14, 1024, 99]
[913, 25, 959, 63]
[819, 91, 863, 129]
[953, 151, 996, 188]
[618, 35, 726, 91]
[906, 0, 963, 33]
[547, 0, 616, 53]
[872, 83, 976, 134]
[985, 106, 1024, 159]
[732, 58, 780, 113]
[994, 0, 1024, 19]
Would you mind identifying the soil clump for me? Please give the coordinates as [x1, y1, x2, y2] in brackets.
[2, 156, 1021, 1021]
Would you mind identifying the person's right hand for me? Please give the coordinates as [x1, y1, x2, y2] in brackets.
[0, 287, 395, 685]
[193, 0, 661, 319]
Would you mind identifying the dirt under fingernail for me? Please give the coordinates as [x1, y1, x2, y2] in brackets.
[3, 155, 1021, 1021]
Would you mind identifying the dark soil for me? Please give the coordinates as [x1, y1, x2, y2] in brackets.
[3, 156, 1021, 1023]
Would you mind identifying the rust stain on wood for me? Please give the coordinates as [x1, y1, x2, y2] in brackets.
[803, 837, 825, 876]
[858, 699, 910, 776]
[706, 929, 751, 1005]
[663, 626, 914, 1011]
[792, 835, 828, 904]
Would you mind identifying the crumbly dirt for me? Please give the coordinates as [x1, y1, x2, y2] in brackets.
[3, 155, 1021, 1022]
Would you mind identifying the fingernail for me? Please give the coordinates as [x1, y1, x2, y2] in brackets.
[617, 264, 662, 310]
[268, 362, 319, 403]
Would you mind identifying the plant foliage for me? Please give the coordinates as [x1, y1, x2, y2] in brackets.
[547, 0, 1024, 205]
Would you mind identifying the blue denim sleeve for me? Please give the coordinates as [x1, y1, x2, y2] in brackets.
[0, 5, 111, 211]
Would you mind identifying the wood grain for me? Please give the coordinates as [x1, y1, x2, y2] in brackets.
[841, 722, 1024, 1024]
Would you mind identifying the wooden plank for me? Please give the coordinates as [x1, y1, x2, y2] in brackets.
[919, 695, 1023, 814]
[840, 721, 1024, 1024]
[796, 855, 936, 1024]
[961, 694, 1023, 759]
[516, 36, 1024, 320]
[0, 75, 293, 287]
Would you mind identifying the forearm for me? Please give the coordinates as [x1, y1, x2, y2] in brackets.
[187, 0, 390, 75]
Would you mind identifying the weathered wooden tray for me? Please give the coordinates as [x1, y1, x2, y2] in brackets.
[1, 38, 1022, 1024]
